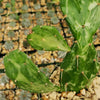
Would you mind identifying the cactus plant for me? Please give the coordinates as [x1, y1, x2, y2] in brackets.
[0, 91, 6, 100]
[17, 90, 32, 100]
[59, 0, 100, 92]
[51, 16, 59, 24]
[0, 8, 3, 13]
[22, 19, 31, 28]
[35, 12, 42, 18]
[0, 75, 9, 86]
[10, 13, 19, 20]
[22, 5, 28, 11]
[36, 18, 44, 25]
[3, 0, 100, 94]
[22, 13, 29, 19]
[9, 22, 16, 27]
[24, 29, 30, 36]
[8, 30, 15, 38]
[47, 10, 55, 17]
[4, 40, 14, 50]
[28, 0, 100, 92]
[34, 4, 41, 10]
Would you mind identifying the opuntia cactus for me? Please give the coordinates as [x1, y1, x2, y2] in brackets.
[3, 0, 100, 94]
[4, 50, 60, 93]
[60, 0, 100, 92]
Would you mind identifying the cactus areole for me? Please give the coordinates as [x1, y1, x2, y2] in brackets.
[3, 0, 100, 93]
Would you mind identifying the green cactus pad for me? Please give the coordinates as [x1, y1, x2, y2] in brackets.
[4, 50, 60, 93]
[27, 25, 71, 52]
[60, 0, 100, 44]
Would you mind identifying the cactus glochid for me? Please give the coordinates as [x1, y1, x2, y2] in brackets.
[3, 0, 100, 93]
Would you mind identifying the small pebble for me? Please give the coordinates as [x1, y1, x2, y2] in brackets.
[48, 92, 57, 100]
[73, 96, 80, 100]
[80, 89, 86, 96]
[66, 91, 76, 99]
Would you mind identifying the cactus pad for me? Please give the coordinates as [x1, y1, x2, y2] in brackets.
[27, 26, 71, 52]
[4, 50, 60, 93]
